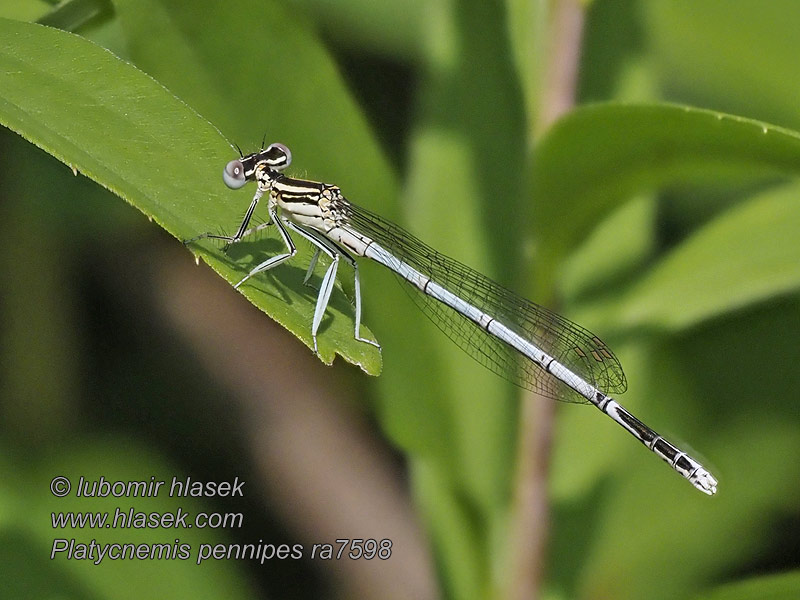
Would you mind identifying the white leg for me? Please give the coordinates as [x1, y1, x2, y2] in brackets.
[352, 261, 380, 348]
[311, 255, 340, 354]
[304, 249, 321, 286]
[286, 222, 379, 350]
[234, 212, 295, 289]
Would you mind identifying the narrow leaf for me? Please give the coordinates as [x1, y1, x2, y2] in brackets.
[614, 182, 800, 332]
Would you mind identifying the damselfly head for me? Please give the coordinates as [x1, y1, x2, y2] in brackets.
[223, 143, 292, 190]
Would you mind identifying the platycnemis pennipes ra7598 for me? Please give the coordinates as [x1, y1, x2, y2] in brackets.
[185, 142, 718, 496]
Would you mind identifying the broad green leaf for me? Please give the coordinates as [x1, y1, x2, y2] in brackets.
[531, 103, 800, 294]
[0, 17, 381, 375]
[696, 571, 800, 600]
[613, 182, 800, 332]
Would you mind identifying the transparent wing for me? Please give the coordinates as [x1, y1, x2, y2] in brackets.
[344, 201, 627, 403]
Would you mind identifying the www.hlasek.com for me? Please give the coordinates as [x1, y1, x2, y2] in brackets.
[50, 475, 392, 565]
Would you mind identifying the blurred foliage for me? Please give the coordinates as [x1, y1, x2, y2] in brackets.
[1, 0, 800, 599]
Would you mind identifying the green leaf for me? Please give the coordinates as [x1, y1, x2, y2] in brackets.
[37, 0, 112, 31]
[645, 2, 800, 130]
[282, 0, 426, 61]
[559, 193, 657, 303]
[613, 182, 800, 332]
[532, 103, 800, 294]
[696, 571, 800, 600]
[0, 1, 51, 22]
[0, 17, 381, 375]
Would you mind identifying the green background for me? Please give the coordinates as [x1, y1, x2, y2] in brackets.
[1, 0, 799, 598]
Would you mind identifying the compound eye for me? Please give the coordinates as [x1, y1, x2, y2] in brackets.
[223, 159, 247, 189]
[266, 143, 292, 170]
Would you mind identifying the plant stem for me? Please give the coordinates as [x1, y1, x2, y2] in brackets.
[535, 0, 586, 138]
[508, 1, 585, 598]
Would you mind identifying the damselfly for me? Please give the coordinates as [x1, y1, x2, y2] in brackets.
[185, 143, 717, 495]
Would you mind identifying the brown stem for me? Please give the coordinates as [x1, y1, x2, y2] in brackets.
[508, 1, 585, 598]
[508, 391, 556, 600]
[535, 0, 586, 137]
